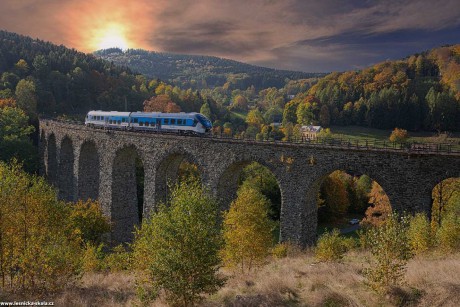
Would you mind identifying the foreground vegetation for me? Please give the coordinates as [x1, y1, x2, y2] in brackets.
[5, 250, 459, 306]
[0, 157, 459, 306]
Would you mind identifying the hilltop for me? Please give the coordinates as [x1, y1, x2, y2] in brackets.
[284, 44, 460, 131]
[94, 48, 324, 90]
[0, 30, 152, 115]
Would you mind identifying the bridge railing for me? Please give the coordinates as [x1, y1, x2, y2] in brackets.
[209, 132, 460, 154]
[41, 119, 460, 155]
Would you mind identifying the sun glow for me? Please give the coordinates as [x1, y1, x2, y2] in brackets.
[94, 24, 130, 50]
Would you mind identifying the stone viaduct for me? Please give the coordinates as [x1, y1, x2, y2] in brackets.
[39, 120, 460, 247]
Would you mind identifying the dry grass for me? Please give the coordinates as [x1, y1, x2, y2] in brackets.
[2, 251, 459, 306]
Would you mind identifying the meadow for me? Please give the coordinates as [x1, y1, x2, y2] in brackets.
[28, 250, 460, 306]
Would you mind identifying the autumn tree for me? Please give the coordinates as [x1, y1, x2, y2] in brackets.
[364, 213, 412, 293]
[389, 127, 408, 143]
[318, 170, 350, 221]
[361, 182, 392, 227]
[353, 174, 372, 213]
[282, 100, 300, 124]
[132, 180, 224, 306]
[221, 185, 274, 273]
[0, 106, 36, 172]
[143, 94, 181, 113]
[231, 94, 248, 110]
[431, 178, 460, 229]
[0, 98, 16, 108]
[69, 199, 111, 245]
[0, 161, 83, 292]
[15, 79, 37, 117]
[246, 108, 265, 128]
[200, 102, 212, 119]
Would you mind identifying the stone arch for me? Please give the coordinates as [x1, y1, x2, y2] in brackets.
[58, 136, 75, 201]
[216, 157, 283, 242]
[46, 133, 57, 186]
[308, 162, 396, 211]
[154, 149, 205, 205]
[216, 157, 282, 212]
[111, 145, 144, 244]
[303, 165, 394, 239]
[78, 140, 100, 201]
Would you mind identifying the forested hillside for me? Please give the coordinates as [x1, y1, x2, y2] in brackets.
[95, 48, 324, 90]
[0, 31, 152, 115]
[284, 45, 460, 131]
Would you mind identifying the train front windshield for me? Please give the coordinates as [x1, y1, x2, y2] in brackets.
[196, 114, 212, 129]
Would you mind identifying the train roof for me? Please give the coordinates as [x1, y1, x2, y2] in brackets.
[87, 110, 131, 117]
[130, 112, 200, 118]
[87, 111, 210, 120]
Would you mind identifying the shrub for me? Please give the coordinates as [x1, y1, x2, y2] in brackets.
[132, 180, 225, 306]
[407, 213, 432, 255]
[0, 161, 83, 292]
[315, 229, 348, 262]
[271, 243, 289, 259]
[102, 244, 132, 272]
[363, 213, 412, 293]
[435, 212, 460, 253]
[81, 243, 104, 273]
[69, 199, 111, 245]
[389, 128, 408, 143]
[221, 185, 274, 273]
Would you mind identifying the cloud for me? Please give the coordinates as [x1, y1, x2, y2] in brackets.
[0, 0, 459, 71]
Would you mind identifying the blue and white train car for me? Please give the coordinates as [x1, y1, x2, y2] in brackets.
[129, 112, 212, 134]
[85, 111, 131, 129]
[84, 110, 213, 135]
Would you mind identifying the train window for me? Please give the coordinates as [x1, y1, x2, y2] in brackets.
[139, 121, 144, 126]
[145, 122, 150, 127]
[177, 119, 182, 125]
[134, 118, 138, 123]
[122, 118, 126, 123]
[164, 119, 169, 124]
[118, 120, 121, 125]
[171, 119, 176, 125]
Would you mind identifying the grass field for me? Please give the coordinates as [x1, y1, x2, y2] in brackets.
[28, 251, 460, 306]
[330, 125, 460, 143]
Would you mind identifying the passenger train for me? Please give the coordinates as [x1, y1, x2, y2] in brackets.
[85, 110, 213, 134]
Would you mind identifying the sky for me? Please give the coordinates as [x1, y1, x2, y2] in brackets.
[0, 0, 459, 72]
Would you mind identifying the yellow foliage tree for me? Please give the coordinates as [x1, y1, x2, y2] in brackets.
[389, 127, 408, 143]
[0, 161, 82, 292]
[361, 181, 392, 227]
[221, 185, 274, 273]
[69, 199, 111, 245]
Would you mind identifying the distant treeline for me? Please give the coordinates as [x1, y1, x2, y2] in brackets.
[95, 48, 325, 90]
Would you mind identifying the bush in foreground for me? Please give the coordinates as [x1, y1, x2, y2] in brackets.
[364, 213, 412, 293]
[0, 161, 82, 292]
[315, 229, 351, 262]
[132, 180, 225, 306]
[221, 185, 274, 273]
